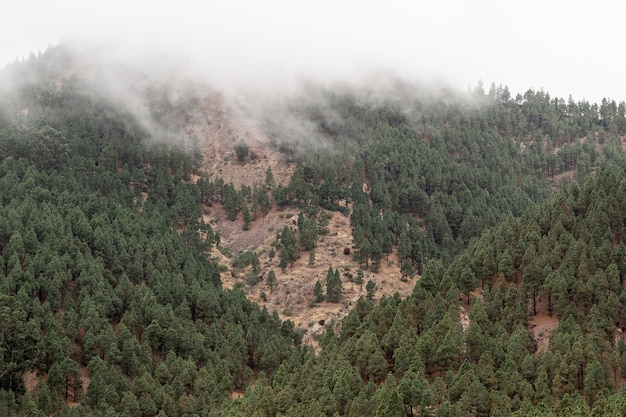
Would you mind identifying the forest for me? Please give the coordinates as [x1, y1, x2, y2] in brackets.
[2, 45, 626, 416]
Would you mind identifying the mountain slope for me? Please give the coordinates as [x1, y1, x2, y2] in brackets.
[229, 166, 626, 416]
[0, 46, 303, 416]
[3, 44, 626, 416]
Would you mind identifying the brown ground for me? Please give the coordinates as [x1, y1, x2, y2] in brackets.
[549, 170, 577, 190]
[530, 314, 559, 354]
[191, 94, 414, 347]
[462, 285, 560, 354]
[23, 370, 39, 393]
[23, 344, 90, 406]
[183, 93, 294, 192]
[208, 202, 414, 349]
[528, 294, 559, 354]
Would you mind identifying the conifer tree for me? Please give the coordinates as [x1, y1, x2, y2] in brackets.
[366, 280, 376, 301]
[313, 280, 324, 303]
[354, 331, 388, 381]
[355, 268, 364, 286]
[326, 267, 343, 303]
[242, 202, 251, 230]
[265, 166, 275, 188]
[279, 226, 298, 272]
[267, 269, 277, 293]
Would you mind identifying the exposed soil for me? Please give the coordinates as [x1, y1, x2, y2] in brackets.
[549, 170, 577, 190]
[184, 94, 294, 192]
[21, 364, 89, 407]
[530, 314, 559, 354]
[191, 94, 414, 347]
[209, 203, 413, 349]
[528, 294, 559, 354]
[461, 285, 560, 354]
[22, 370, 39, 393]
[459, 306, 470, 332]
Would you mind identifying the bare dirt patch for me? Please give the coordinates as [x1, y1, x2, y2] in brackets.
[186, 94, 414, 347]
[530, 314, 559, 354]
[549, 170, 577, 190]
[528, 296, 559, 354]
[213, 205, 414, 348]
[22, 363, 89, 407]
[184, 94, 295, 191]
[23, 370, 39, 393]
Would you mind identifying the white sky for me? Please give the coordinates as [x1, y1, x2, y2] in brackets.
[2, 0, 625, 103]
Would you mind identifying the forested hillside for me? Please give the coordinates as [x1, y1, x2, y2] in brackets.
[0, 47, 302, 417]
[232, 168, 626, 416]
[2, 45, 626, 416]
[261, 81, 626, 270]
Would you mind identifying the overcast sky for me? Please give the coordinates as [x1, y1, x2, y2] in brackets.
[2, 0, 624, 103]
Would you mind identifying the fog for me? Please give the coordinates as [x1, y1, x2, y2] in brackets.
[3, 1, 626, 104]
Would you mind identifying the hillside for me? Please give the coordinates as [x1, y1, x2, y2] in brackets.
[3, 45, 626, 416]
[225, 167, 626, 417]
[176, 93, 414, 344]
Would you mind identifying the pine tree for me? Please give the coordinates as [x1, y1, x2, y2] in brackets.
[267, 269, 277, 293]
[584, 359, 608, 404]
[242, 202, 251, 230]
[366, 280, 376, 301]
[457, 265, 478, 305]
[299, 216, 318, 251]
[46, 362, 65, 403]
[400, 259, 414, 282]
[59, 357, 82, 402]
[224, 184, 240, 221]
[235, 139, 249, 163]
[279, 226, 298, 272]
[354, 331, 388, 381]
[370, 241, 383, 273]
[375, 387, 405, 417]
[355, 268, 364, 286]
[326, 267, 343, 303]
[313, 280, 324, 303]
[265, 166, 275, 188]
[333, 365, 363, 414]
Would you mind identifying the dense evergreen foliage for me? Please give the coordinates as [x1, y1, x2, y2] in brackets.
[0, 47, 301, 417]
[266, 82, 626, 269]
[228, 167, 626, 416]
[3, 45, 626, 416]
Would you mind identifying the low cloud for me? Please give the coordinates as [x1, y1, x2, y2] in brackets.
[3, 1, 626, 103]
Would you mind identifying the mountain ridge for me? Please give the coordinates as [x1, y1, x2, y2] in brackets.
[3, 44, 626, 416]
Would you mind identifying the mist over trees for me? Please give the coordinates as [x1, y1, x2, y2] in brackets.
[260, 79, 626, 272]
[0, 46, 302, 416]
[2, 44, 626, 416]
